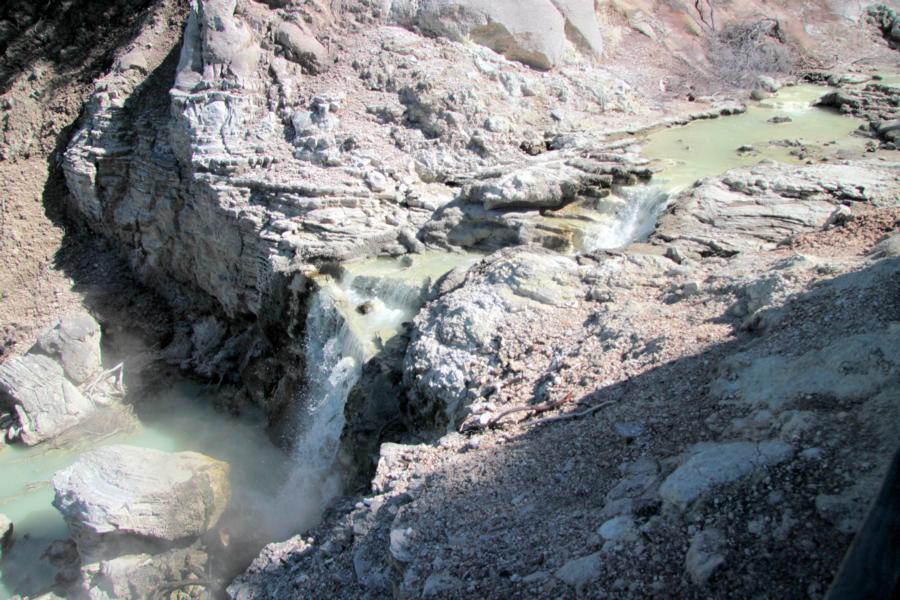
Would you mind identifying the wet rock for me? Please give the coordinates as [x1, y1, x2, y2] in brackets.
[52, 445, 230, 559]
[35, 312, 102, 384]
[0, 513, 13, 554]
[555, 551, 602, 588]
[0, 353, 98, 446]
[659, 441, 795, 508]
[685, 529, 725, 585]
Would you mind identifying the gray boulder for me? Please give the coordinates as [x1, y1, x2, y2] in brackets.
[870, 232, 900, 258]
[555, 552, 603, 588]
[391, 0, 603, 70]
[275, 21, 329, 74]
[52, 445, 230, 559]
[0, 353, 98, 446]
[659, 441, 794, 508]
[36, 312, 102, 384]
[685, 529, 725, 585]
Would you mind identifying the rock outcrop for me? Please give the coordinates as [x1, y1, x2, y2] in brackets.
[0, 312, 110, 446]
[53, 445, 230, 557]
[405, 246, 588, 427]
[389, 0, 604, 70]
[652, 162, 899, 259]
[53, 445, 231, 599]
[228, 159, 900, 598]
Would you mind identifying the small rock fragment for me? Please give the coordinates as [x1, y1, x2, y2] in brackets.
[555, 552, 602, 588]
[685, 529, 725, 585]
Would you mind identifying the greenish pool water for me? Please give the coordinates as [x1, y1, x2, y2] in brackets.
[543, 83, 874, 252]
[0, 383, 291, 598]
[641, 84, 868, 193]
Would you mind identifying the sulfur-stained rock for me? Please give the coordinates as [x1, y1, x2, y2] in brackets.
[52, 445, 230, 560]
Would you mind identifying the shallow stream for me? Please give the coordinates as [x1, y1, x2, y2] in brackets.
[553, 83, 869, 252]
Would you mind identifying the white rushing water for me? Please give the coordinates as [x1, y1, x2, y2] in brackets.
[270, 252, 481, 531]
[581, 185, 670, 252]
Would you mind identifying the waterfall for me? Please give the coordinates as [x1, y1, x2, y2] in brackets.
[266, 256, 464, 534]
[583, 184, 670, 252]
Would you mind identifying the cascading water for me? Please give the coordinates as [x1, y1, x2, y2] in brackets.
[269, 252, 481, 532]
[581, 185, 670, 252]
[577, 83, 869, 252]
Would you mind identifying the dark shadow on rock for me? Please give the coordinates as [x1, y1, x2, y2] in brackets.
[0, 0, 157, 95]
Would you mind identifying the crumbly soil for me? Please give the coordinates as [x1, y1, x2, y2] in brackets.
[0, 0, 186, 362]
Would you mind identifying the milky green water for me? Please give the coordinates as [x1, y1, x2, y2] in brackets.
[0, 383, 290, 599]
[641, 84, 868, 193]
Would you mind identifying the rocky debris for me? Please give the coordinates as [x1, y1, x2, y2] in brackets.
[35, 312, 102, 384]
[52, 445, 230, 559]
[652, 162, 898, 258]
[0, 513, 13, 555]
[76, 547, 213, 600]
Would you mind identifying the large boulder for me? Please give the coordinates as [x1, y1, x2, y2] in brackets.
[275, 21, 329, 74]
[0, 353, 98, 446]
[36, 312, 102, 384]
[52, 445, 231, 560]
[390, 0, 603, 70]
